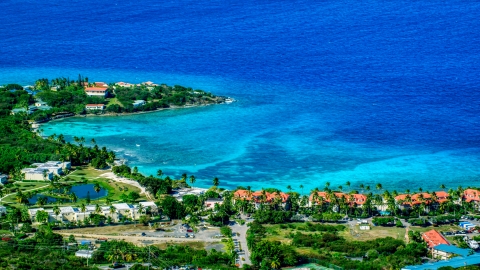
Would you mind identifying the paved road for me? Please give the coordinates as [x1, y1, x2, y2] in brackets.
[231, 221, 252, 266]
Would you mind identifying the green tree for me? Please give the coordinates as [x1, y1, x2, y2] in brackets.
[93, 183, 101, 201]
[213, 177, 219, 187]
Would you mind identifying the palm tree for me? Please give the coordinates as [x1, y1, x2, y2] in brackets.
[271, 257, 281, 269]
[70, 192, 78, 203]
[440, 184, 446, 191]
[345, 181, 351, 193]
[287, 185, 292, 193]
[93, 183, 101, 201]
[109, 206, 116, 220]
[53, 206, 61, 218]
[138, 204, 144, 216]
[376, 183, 383, 192]
[156, 169, 163, 179]
[325, 182, 330, 189]
[338, 185, 343, 192]
[95, 204, 101, 214]
[299, 184, 304, 196]
[91, 138, 96, 145]
[213, 177, 219, 187]
[80, 203, 87, 220]
[189, 175, 196, 189]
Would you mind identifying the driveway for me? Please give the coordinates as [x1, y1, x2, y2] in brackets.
[231, 221, 252, 266]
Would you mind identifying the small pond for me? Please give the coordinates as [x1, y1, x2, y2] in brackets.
[28, 183, 108, 204]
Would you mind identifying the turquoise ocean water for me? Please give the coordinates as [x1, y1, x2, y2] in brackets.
[1, 0, 480, 192]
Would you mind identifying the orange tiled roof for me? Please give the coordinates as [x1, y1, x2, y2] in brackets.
[395, 192, 449, 206]
[464, 189, 480, 202]
[85, 87, 107, 92]
[309, 192, 368, 205]
[234, 189, 289, 203]
[422, 229, 449, 248]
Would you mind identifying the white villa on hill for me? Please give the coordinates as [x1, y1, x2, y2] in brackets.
[85, 87, 108, 97]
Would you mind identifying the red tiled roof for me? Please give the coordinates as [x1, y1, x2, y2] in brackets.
[464, 189, 480, 202]
[422, 229, 449, 248]
[234, 189, 289, 203]
[85, 87, 107, 92]
[309, 192, 367, 205]
[395, 192, 449, 206]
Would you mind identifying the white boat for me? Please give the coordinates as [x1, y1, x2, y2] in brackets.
[136, 144, 140, 147]
[464, 237, 479, 249]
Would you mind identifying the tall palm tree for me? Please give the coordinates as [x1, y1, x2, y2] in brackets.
[189, 175, 196, 189]
[345, 181, 351, 193]
[440, 184, 446, 191]
[109, 206, 116, 220]
[80, 203, 87, 220]
[138, 204, 144, 216]
[299, 184, 304, 196]
[93, 183, 101, 201]
[213, 177, 219, 187]
[69, 192, 78, 203]
[376, 183, 383, 192]
[95, 204, 101, 214]
[156, 169, 163, 179]
[287, 185, 292, 193]
[53, 206, 61, 218]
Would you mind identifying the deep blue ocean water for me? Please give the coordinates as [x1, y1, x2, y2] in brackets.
[1, 0, 480, 192]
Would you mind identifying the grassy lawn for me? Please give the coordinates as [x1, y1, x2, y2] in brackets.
[264, 222, 461, 243]
[107, 97, 124, 107]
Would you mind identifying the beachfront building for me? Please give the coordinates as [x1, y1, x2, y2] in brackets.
[112, 203, 140, 220]
[233, 189, 290, 209]
[85, 87, 108, 97]
[394, 191, 449, 211]
[133, 100, 146, 107]
[464, 189, 480, 204]
[0, 174, 8, 185]
[204, 198, 223, 210]
[85, 104, 105, 110]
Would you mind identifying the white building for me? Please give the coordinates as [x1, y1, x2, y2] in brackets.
[21, 168, 53, 181]
[133, 100, 146, 107]
[75, 250, 94, 259]
[85, 87, 108, 97]
[23, 161, 71, 180]
[85, 104, 105, 110]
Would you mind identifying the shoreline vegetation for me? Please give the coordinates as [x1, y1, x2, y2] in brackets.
[3, 77, 480, 270]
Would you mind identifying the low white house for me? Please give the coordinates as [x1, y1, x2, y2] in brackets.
[85, 104, 105, 110]
[75, 250, 94, 259]
[139, 201, 158, 212]
[133, 100, 146, 107]
[204, 198, 223, 210]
